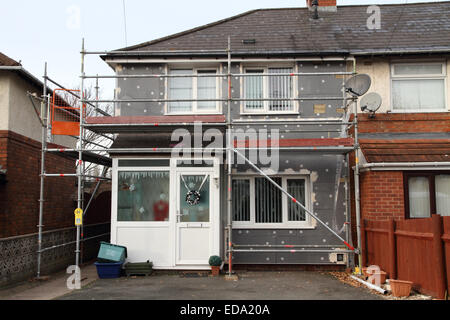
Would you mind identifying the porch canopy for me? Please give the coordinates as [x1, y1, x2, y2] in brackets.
[359, 132, 450, 163]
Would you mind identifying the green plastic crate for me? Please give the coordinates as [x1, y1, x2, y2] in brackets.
[97, 242, 127, 263]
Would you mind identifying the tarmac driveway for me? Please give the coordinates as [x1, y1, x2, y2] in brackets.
[58, 271, 382, 300]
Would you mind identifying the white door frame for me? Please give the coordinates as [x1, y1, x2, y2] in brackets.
[170, 158, 221, 269]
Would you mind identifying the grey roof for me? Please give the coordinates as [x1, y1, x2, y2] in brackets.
[108, 2, 450, 57]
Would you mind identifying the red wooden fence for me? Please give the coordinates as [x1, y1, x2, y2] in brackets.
[362, 215, 449, 299]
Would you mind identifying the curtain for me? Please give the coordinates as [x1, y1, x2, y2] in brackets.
[168, 69, 193, 112]
[392, 79, 445, 111]
[245, 70, 264, 110]
[255, 177, 282, 223]
[287, 179, 306, 221]
[269, 68, 293, 111]
[232, 179, 250, 222]
[197, 70, 217, 111]
[436, 175, 450, 217]
[408, 177, 430, 218]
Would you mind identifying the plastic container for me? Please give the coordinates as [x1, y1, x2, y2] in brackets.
[389, 279, 413, 297]
[124, 261, 153, 277]
[97, 242, 127, 263]
[95, 262, 124, 279]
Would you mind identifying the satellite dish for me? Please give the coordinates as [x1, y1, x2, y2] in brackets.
[345, 74, 372, 97]
[360, 92, 382, 113]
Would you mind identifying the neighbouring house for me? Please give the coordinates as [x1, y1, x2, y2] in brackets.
[0, 53, 110, 286]
[84, 1, 450, 274]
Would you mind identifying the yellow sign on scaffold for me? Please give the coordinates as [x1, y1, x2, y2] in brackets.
[74, 208, 83, 226]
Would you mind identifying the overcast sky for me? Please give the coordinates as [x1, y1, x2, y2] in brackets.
[1, 0, 447, 97]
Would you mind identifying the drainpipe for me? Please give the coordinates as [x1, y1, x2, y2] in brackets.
[353, 97, 363, 274]
[226, 36, 233, 277]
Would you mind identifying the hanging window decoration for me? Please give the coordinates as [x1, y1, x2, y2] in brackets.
[181, 175, 209, 206]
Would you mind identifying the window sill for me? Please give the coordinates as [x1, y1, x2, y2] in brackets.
[232, 224, 316, 230]
[241, 112, 299, 116]
[389, 109, 449, 113]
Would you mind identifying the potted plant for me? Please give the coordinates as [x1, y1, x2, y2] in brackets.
[209, 255, 222, 276]
[389, 279, 413, 297]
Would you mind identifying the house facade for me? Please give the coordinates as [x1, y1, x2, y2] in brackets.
[91, 1, 450, 270]
[0, 53, 111, 286]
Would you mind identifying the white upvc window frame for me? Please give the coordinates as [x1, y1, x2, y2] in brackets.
[241, 64, 299, 115]
[232, 175, 314, 229]
[113, 158, 172, 228]
[166, 67, 221, 115]
[390, 61, 448, 113]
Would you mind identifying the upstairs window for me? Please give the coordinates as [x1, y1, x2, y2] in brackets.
[392, 63, 446, 112]
[168, 68, 218, 113]
[244, 67, 295, 113]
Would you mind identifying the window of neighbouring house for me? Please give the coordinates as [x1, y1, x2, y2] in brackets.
[392, 62, 446, 112]
[244, 67, 295, 113]
[232, 176, 309, 227]
[117, 171, 170, 222]
[405, 172, 450, 218]
[168, 68, 218, 113]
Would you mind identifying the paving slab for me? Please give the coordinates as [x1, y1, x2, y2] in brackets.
[58, 270, 382, 300]
[0, 264, 98, 300]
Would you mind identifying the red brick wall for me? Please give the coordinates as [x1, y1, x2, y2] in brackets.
[0, 131, 78, 238]
[352, 113, 450, 134]
[360, 171, 405, 221]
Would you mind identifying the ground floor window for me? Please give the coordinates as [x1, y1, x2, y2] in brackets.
[232, 176, 309, 227]
[117, 171, 170, 221]
[405, 172, 450, 218]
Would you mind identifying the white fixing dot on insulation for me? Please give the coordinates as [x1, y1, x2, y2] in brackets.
[246, 230, 250, 234]
[299, 230, 303, 234]
[301, 87, 304, 91]
[264, 125, 267, 128]
[281, 135, 284, 138]
[266, 257, 270, 261]
[289, 230, 293, 234]
[273, 231, 277, 234]
[124, 78, 127, 81]
[137, 85, 140, 89]
[127, 103, 131, 106]
[325, 169, 329, 172]
[144, 109, 147, 113]
[286, 160, 289, 164]
[280, 257, 285, 261]
[266, 242, 269, 245]
[329, 194, 333, 198]
[323, 239, 327, 243]
[322, 80, 325, 83]
[238, 230, 242, 234]
[321, 257, 325, 261]
[151, 91, 154, 95]
[281, 241, 285, 244]
[314, 65, 318, 69]
[158, 102, 162, 105]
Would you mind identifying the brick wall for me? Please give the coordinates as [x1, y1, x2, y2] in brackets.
[0, 130, 77, 238]
[360, 171, 405, 221]
[352, 113, 450, 134]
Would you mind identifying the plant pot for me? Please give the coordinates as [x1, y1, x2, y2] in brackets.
[211, 266, 220, 276]
[389, 279, 413, 297]
[367, 271, 387, 285]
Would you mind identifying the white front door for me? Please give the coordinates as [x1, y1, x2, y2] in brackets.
[175, 168, 218, 267]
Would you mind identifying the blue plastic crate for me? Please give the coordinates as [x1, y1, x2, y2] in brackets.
[94, 262, 123, 279]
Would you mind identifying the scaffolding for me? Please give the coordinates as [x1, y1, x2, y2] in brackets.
[33, 61, 113, 279]
[36, 37, 364, 278]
